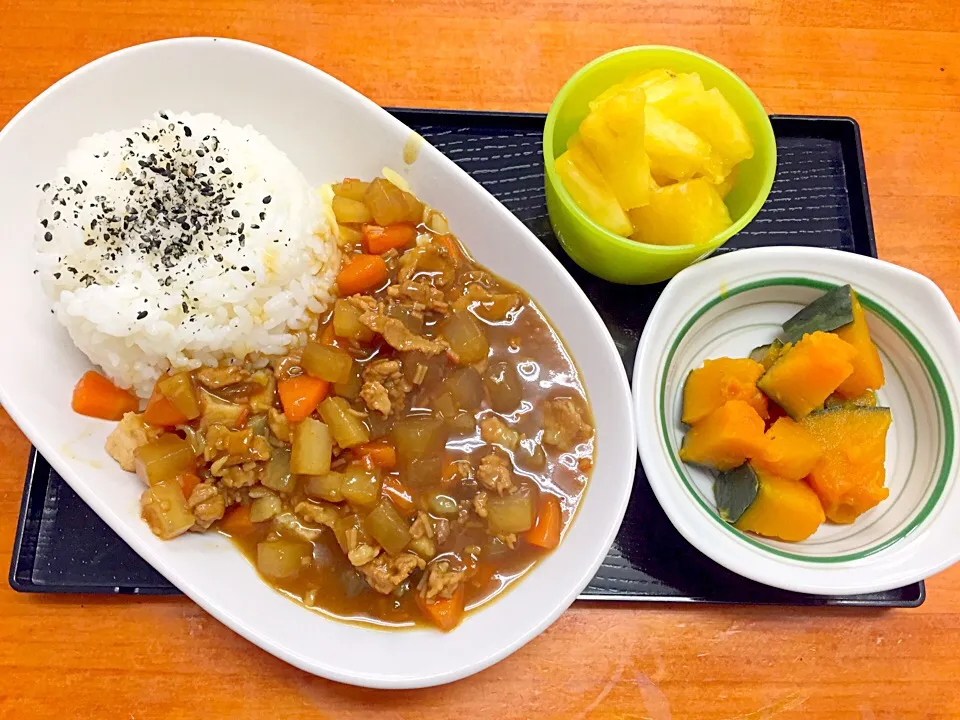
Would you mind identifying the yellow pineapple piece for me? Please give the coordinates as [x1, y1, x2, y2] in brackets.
[712, 165, 738, 198]
[555, 139, 633, 236]
[645, 105, 725, 183]
[629, 178, 732, 246]
[643, 72, 704, 105]
[589, 69, 674, 112]
[579, 87, 651, 210]
[656, 87, 754, 169]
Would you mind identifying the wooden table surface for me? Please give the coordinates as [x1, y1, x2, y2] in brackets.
[1, 1, 958, 717]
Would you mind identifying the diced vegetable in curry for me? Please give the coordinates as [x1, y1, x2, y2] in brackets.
[98, 175, 595, 631]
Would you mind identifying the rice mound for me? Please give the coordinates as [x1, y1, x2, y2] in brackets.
[34, 111, 338, 398]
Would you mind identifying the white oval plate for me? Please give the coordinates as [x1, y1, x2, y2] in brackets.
[635, 246, 960, 595]
[0, 38, 636, 688]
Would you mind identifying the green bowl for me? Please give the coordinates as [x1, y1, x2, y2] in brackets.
[543, 46, 777, 285]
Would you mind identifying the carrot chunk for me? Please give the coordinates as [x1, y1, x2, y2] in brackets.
[336, 254, 388, 295]
[71, 371, 138, 420]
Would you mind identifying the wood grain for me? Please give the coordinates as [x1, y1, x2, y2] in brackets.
[1, 1, 959, 717]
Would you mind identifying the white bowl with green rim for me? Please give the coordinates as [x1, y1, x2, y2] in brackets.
[634, 246, 960, 595]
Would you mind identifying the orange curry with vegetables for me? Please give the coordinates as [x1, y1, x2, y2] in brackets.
[79, 175, 595, 631]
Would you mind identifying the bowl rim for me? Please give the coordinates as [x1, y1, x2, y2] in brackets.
[542, 44, 777, 256]
[634, 246, 960, 594]
[0, 36, 638, 688]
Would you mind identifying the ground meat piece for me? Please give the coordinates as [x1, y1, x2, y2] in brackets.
[348, 543, 381, 567]
[342, 527, 381, 567]
[248, 371, 276, 413]
[472, 491, 489, 518]
[480, 416, 520, 451]
[196, 365, 248, 389]
[443, 459, 473, 487]
[409, 511, 434, 540]
[294, 500, 340, 529]
[380, 318, 446, 355]
[350, 296, 447, 355]
[267, 407, 290, 442]
[497, 533, 518, 550]
[272, 349, 303, 382]
[387, 280, 449, 313]
[220, 486, 248, 507]
[397, 244, 455, 287]
[105, 412, 161, 473]
[187, 483, 225, 529]
[452, 284, 521, 321]
[360, 553, 425, 595]
[360, 380, 391, 416]
[217, 463, 259, 488]
[433, 517, 451, 546]
[198, 390, 249, 431]
[476, 453, 516, 495]
[419, 559, 465, 601]
[273, 511, 323, 542]
[542, 397, 594, 451]
[359, 359, 411, 416]
[204, 426, 272, 465]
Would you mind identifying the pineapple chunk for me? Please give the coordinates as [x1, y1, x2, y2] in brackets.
[645, 105, 725, 183]
[656, 87, 754, 168]
[589, 69, 674, 112]
[713, 165, 738, 198]
[643, 72, 705, 105]
[629, 178, 732, 246]
[579, 87, 651, 210]
[555, 141, 633, 236]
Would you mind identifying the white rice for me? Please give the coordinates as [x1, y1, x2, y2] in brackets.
[34, 112, 338, 398]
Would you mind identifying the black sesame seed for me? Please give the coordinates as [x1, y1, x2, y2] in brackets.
[64, 176, 71, 184]
[231, 209, 240, 218]
[137, 311, 148, 319]
[262, 195, 272, 204]
[215, 156, 224, 163]
[184, 126, 193, 137]
[53, 272, 61, 279]
[41, 219, 48, 228]
[42, 183, 51, 191]
[182, 302, 188, 313]
[259, 212, 266, 221]
[53, 210, 61, 220]
[223, 168, 232, 175]
[44, 231, 52, 242]
[241, 265, 249, 272]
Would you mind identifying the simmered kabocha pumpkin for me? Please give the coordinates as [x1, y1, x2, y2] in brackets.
[734, 466, 825, 542]
[825, 390, 878, 409]
[801, 406, 892, 524]
[679, 400, 767, 471]
[749, 339, 791, 371]
[834, 290, 885, 398]
[751, 416, 823, 481]
[682, 357, 769, 425]
[679, 284, 891, 541]
[757, 331, 857, 419]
